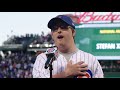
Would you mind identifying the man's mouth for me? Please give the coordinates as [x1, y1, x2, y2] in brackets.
[57, 35, 64, 39]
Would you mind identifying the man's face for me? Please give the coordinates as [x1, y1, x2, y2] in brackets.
[51, 20, 75, 49]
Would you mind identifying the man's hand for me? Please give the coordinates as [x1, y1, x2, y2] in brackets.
[64, 60, 88, 77]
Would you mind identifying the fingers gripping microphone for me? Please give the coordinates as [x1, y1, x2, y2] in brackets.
[44, 47, 58, 69]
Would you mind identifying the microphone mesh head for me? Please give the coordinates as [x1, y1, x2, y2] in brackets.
[45, 47, 58, 60]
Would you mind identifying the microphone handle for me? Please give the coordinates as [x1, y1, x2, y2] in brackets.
[44, 56, 55, 69]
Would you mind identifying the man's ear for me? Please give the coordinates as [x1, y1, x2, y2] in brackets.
[72, 29, 76, 37]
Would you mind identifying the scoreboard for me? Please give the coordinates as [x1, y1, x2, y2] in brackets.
[75, 24, 120, 60]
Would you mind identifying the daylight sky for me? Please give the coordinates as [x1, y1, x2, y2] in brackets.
[0, 12, 74, 46]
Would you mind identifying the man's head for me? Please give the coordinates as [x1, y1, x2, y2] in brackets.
[48, 15, 75, 30]
[47, 15, 76, 53]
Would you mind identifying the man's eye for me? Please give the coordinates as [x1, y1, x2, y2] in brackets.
[60, 26, 68, 29]
[52, 26, 58, 30]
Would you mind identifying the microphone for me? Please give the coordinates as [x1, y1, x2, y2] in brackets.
[44, 47, 58, 69]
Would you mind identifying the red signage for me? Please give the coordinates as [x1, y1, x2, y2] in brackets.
[74, 12, 120, 24]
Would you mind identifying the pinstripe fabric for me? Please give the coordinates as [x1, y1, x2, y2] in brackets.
[32, 50, 104, 78]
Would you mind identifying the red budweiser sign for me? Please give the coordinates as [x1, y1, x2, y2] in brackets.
[73, 12, 120, 24]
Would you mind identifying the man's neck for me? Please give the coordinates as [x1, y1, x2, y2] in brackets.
[58, 47, 79, 61]
[58, 45, 78, 54]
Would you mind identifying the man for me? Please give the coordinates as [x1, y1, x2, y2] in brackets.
[32, 15, 104, 78]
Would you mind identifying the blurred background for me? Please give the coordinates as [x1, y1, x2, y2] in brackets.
[0, 12, 120, 78]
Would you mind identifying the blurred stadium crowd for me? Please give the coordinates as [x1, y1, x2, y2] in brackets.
[0, 32, 52, 78]
[99, 60, 120, 72]
[3, 31, 54, 45]
[0, 32, 120, 78]
[0, 51, 35, 78]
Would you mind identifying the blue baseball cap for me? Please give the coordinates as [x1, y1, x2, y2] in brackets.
[48, 15, 75, 29]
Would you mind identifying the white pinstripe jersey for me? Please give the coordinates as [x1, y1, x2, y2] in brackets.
[32, 49, 104, 78]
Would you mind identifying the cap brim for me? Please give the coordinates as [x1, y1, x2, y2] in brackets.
[48, 18, 64, 29]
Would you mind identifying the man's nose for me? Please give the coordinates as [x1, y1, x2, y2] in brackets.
[57, 27, 62, 33]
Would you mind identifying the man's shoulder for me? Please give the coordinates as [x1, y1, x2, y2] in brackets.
[78, 49, 96, 58]
[36, 52, 46, 59]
